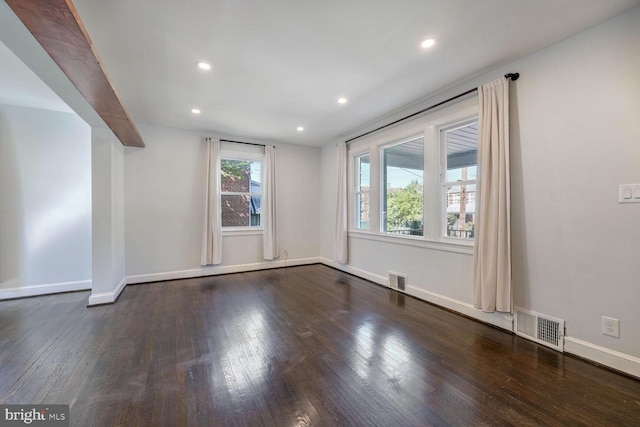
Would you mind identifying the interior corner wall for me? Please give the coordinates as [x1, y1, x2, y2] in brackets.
[320, 142, 338, 261]
[89, 127, 126, 305]
[320, 6, 640, 373]
[0, 104, 91, 299]
[124, 124, 321, 281]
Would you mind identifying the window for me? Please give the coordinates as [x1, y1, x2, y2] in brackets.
[348, 96, 477, 248]
[355, 154, 370, 229]
[221, 159, 262, 227]
[442, 121, 477, 240]
[382, 136, 424, 236]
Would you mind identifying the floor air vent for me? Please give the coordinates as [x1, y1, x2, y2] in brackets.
[515, 307, 564, 351]
[388, 272, 407, 292]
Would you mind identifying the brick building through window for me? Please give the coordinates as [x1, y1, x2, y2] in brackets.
[221, 159, 261, 227]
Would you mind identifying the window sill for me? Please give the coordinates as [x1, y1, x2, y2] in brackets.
[440, 236, 474, 247]
[222, 228, 263, 237]
[348, 230, 474, 255]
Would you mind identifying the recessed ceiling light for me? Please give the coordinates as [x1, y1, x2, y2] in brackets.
[297, 126, 304, 131]
[337, 97, 348, 104]
[191, 108, 201, 114]
[197, 62, 211, 70]
[421, 38, 436, 48]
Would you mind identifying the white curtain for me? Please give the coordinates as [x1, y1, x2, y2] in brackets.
[473, 77, 511, 312]
[263, 145, 278, 260]
[334, 143, 348, 264]
[201, 138, 223, 266]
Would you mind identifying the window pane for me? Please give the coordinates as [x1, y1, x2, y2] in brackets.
[444, 121, 477, 240]
[445, 184, 475, 239]
[222, 194, 261, 227]
[221, 160, 251, 192]
[356, 155, 370, 229]
[382, 137, 424, 236]
[446, 122, 477, 182]
[250, 162, 261, 191]
[250, 195, 261, 226]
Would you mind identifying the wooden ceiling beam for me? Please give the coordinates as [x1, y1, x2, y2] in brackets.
[6, 0, 145, 147]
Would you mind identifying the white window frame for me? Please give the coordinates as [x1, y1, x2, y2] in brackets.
[219, 145, 265, 234]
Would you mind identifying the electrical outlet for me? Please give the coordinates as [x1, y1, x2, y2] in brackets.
[602, 316, 620, 338]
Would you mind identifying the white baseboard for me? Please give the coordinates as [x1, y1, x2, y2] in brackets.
[87, 277, 126, 306]
[409, 286, 513, 331]
[323, 258, 640, 378]
[126, 257, 323, 285]
[320, 258, 388, 286]
[0, 280, 91, 300]
[564, 336, 640, 379]
[320, 257, 513, 331]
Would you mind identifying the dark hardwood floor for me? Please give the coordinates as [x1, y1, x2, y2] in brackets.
[1, 264, 639, 426]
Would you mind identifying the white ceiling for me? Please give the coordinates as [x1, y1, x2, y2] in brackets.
[5, 0, 640, 146]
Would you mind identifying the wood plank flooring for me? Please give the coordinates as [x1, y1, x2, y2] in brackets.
[1, 264, 639, 426]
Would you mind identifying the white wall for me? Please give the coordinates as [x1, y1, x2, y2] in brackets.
[320, 143, 337, 261]
[508, 7, 640, 358]
[272, 141, 322, 260]
[321, 7, 640, 374]
[124, 124, 321, 280]
[89, 128, 126, 305]
[124, 125, 202, 276]
[0, 104, 92, 298]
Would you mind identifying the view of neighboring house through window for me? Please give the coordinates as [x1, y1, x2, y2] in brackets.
[220, 159, 262, 227]
[355, 154, 370, 229]
[382, 136, 424, 236]
[442, 120, 477, 240]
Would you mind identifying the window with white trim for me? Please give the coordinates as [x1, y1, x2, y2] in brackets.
[441, 120, 478, 241]
[347, 96, 478, 248]
[220, 158, 262, 228]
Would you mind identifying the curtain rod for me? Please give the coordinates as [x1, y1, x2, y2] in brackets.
[205, 137, 274, 148]
[221, 139, 274, 148]
[345, 72, 519, 144]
